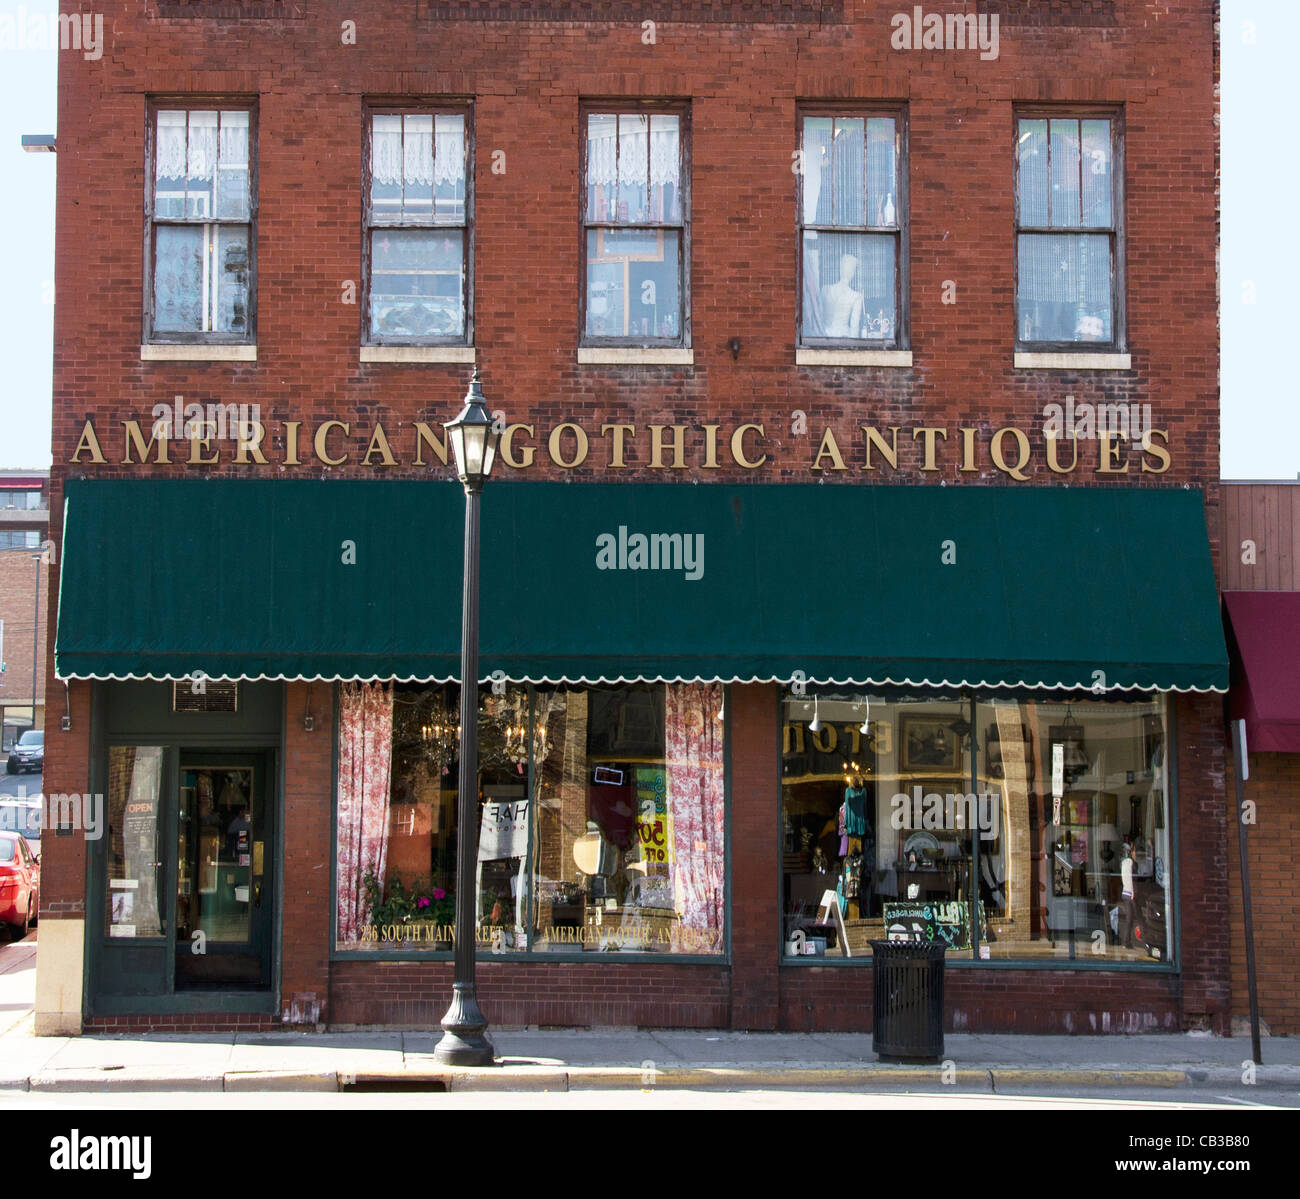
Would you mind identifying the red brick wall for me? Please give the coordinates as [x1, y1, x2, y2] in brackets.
[280, 682, 336, 1025]
[52, 2, 1219, 492]
[1225, 751, 1300, 1036]
[37, 680, 91, 919]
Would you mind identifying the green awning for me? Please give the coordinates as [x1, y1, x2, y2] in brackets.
[55, 478, 1228, 692]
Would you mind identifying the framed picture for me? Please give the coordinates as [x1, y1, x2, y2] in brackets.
[900, 714, 963, 773]
[1064, 796, 1091, 826]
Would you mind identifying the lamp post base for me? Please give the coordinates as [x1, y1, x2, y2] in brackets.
[432, 983, 496, 1066]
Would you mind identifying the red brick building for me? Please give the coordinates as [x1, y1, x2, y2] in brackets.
[0, 470, 50, 750]
[1219, 482, 1300, 1037]
[37, 1, 1231, 1036]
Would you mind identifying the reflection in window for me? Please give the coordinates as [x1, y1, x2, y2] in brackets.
[150, 108, 252, 338]
[366, 111, 469, 342]
[781, 692, 1172, 964]
[105, 746, 165, 938]
[1015, 114, 1119, 345]
[782, 695, 972, 958]
[335, 681, 725, 955]
[799, 112, 902, 345]
[583, 111, 687, 343]
[977, 697, 1171, 963]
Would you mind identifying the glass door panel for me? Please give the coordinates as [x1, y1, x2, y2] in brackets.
[104, 746, 166, 939]
[175, 755, 271, 988]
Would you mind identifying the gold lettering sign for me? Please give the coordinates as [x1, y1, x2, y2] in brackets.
[69, 415, 1176, 478]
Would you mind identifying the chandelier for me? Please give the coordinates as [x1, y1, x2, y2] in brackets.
[419, 692, 461, 759]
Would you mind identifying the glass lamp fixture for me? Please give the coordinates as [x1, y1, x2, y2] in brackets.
[808, 695, 822, 734]
[443, 369, 500, 490]
[859, 697, 871, 735]
[1060, 705, 1090, 776]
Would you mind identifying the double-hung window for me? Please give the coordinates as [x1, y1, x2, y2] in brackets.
[581, 105, 689, 346]
[147, 105, 255, 342]
[798, 108, 907, 348]
[364, 107, 472, 344]
[1015, 111, 1124, 349]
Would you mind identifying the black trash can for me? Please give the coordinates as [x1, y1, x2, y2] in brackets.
[870, 941, 946, 1062]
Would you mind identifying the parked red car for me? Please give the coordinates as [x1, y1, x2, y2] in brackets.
[0, 833, 39, 940]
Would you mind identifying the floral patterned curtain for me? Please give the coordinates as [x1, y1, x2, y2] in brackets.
[665, 682, 725, 952]
[335, 681, 394, 945]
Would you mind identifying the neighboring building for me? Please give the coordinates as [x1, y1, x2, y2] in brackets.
[1219, 480, 1300, 1036]
[39, 2, 1229, 1036]
[0, 470, 49, 752]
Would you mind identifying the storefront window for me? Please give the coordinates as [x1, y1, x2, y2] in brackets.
[780, 691, 1172, 965]
[335, 681, 726, 955]
[976, 697, 1172, 963]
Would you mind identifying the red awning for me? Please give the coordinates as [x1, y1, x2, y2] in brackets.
[1224, 591, 1300, 754]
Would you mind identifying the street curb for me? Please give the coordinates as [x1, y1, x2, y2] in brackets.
[566, 1066, 995, 1090]
[3, 1064, 1297, 1094]
[990, 1069, 1187, 1088]
[29, 1071, 224, 1093]
[224, 1070, 337, 1092]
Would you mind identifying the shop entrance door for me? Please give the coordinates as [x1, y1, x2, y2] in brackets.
[173, 753, 274, 989]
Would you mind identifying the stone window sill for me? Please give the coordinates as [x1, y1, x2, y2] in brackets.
[796, 349, 913, 367]
[141, 344, 257, 362]
[1014, 352, 1132, 371]
[360, 346, 476, 364]
[577, 347, 694, 366]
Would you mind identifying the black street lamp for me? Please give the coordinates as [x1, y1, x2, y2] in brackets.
[434, 369, 500, 1067]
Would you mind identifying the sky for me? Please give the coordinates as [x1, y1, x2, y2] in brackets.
[0, 1, 1292, 478]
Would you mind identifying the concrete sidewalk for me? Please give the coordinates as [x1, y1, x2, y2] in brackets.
[1, 1022, 1297, 1093]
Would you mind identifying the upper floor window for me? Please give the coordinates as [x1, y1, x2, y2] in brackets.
[798, 109, 907, 348]
[581, 106, 689, 346]
[1015, 112, 1124, 348]
[0, 490, 43, 511]
[146, 105, 255, 342]
[364, 107, 472, 344]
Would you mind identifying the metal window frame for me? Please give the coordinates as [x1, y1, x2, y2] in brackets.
[795, 102, 910, 351]
[578, 100, 692, 349]
[1012, 105, 1126, 354]
[143, 99, 259, 346]
[361, 99, 475, 348]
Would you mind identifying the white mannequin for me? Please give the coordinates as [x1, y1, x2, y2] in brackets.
[821, 253, 864, 338]
[1118, 841, 1136, 949]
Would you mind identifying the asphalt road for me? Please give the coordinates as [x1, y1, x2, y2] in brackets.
[0, 770, 42, 797]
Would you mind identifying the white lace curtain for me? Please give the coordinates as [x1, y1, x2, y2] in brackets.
[371, 114, 465, 187]
[586, 114, 679, 189]
[155, 110, 248, 181]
